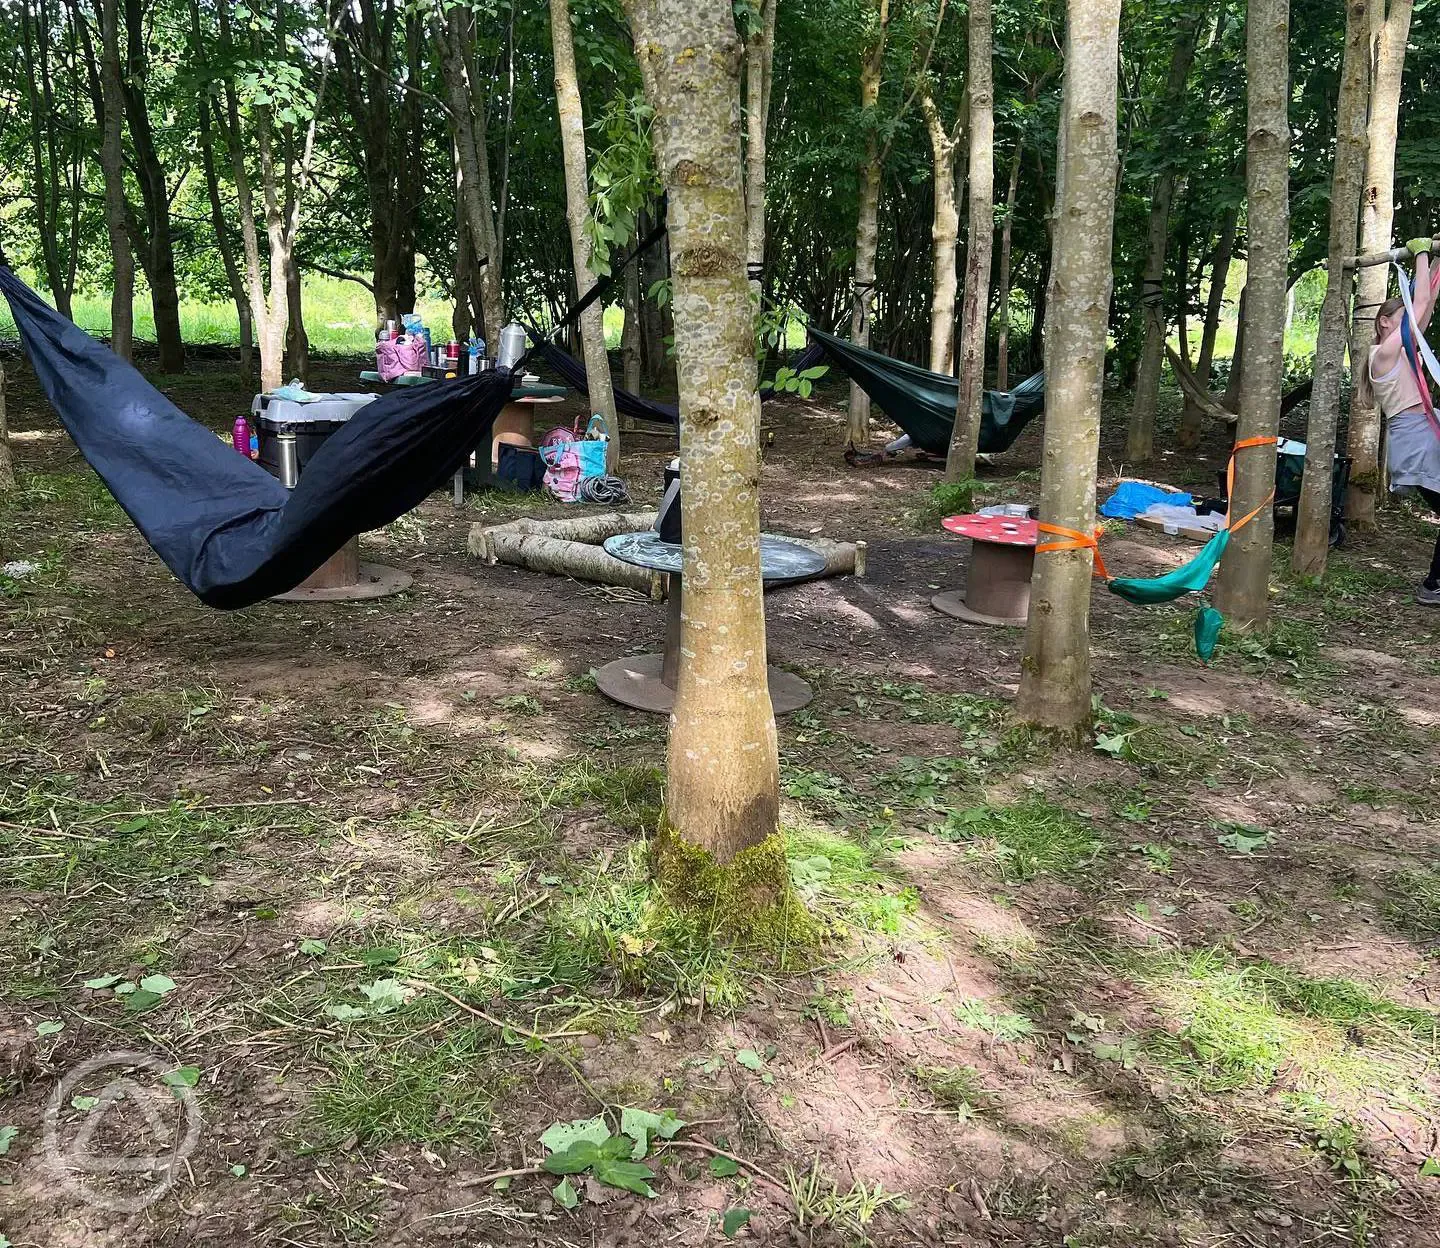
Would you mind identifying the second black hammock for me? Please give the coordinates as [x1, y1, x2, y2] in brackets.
[0, 265, 521, 610]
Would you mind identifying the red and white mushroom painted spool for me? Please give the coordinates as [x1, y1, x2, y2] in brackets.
[933, 512, 1039, 627]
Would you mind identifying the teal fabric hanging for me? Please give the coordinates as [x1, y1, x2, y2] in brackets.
[1108, 529, 1230, 605]
[1193, 607, 1225, 662]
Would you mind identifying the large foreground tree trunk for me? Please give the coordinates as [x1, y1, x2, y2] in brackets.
[1347, 0, 1412, 529]
[945, 0, 995, 482]
[97, 0, 133, 361]
[624, 0, 785, 888]
[1015, 0, 1121, 733]
[1293, 0, 1369, 576]
[1214, 0, 1289, 631]
[1125, 8, 1201, 463]
[551, 0, 618, 463]
[920, 92, 962, 376]
[847, 0, 892, 449]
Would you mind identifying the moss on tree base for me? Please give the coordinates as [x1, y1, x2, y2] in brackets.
[650, 819, 820, 962]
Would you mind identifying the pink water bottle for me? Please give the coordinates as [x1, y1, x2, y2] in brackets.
[233, 414, 251, 457]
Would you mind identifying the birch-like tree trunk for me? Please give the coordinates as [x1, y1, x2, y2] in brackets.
[848, 0, 891, 449]
[945, 0, 995, 483]
[920, 92, 962, 376]
[1292, 0, 1369, 576]
[1214, 0, 1289, 631]
[551, 0, 618, 463]
[0, 363, 14, 492]
[1347, 0, 1413, 529]
[97, 0, 133, 361]
[1014, 0, 1121, 733]
[744, 0, 778, 294]
[995, 141, 1023, 390]
[1179, 204, 1238, 446]
[623, 0, 784, 877]
[1125, 10, 1201, 464]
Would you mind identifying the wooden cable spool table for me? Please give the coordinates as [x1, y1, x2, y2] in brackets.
[594, 531, 825, 715]
[932, 511, 1038, 627]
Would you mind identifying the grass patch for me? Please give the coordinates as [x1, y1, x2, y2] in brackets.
[540, 761, 664, 833]
[1385, 867, 1440, 942]
[909, 478, 981, 530]
[310, 1024, 506, 1146]
[1141, 948, 1437, 1096]
[912, 1062, 985, 1113]
[934, 798, 1104, 882]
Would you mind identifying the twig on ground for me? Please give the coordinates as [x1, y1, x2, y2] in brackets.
[456, 1165, 545, 1190]
[658, 1138, 796, 1212]
[401, 978, 586, 1043]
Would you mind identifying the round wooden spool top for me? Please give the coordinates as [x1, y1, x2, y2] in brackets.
[935, 512, 1038, 627]
[941, 513, 1039, 546]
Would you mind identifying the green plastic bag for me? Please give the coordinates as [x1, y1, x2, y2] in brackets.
[1109, 529, 1230, 605]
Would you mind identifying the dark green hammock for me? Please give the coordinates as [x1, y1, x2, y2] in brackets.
[806, 327, 1045, 455]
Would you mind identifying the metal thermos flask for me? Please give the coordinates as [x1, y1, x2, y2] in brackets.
[497, 323, 528, 371]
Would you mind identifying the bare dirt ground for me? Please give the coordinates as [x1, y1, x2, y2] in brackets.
[2, 346, 1439, 1248]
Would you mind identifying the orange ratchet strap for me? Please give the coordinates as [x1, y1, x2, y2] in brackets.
[1036, 523, 1110, 580]
[1224, 435, 1279, 533]
[1035, 435, 1279, 580]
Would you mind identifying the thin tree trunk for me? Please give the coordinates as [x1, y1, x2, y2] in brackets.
[199, 95, 253, 371]
[744, 0, 778, 294]
[1179, 204, 1238, 446]
[1126, 9, 1201, 463]
[453, 168, 475, 341]
[187, 0, 251, 371]
[1293, 0, 1369, 576]
[1347, 0, 1412, 529]
[848, 0, 892, 449]
[0, 363, 14, 492]
[1214, 0, 1289, 631]
[995, 140, 1023, 390]
[21, 0, 70, 317]
[623, 0, 784, 879]
[945, 0, 995, 483]
[437, 7, 503, 343]
[1015, 0, 1121, 734]
[122, 0, 184, 372]
[550, 0, 618, 465]
[622, 254, 642, 394]
[1223, 284, 1247, 413]
[920, 92, 961, 375]
[97, 0, 133, 361]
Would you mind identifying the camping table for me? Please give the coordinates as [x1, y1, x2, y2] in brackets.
[594, 531, 825, 715]
[934, 511, 1038, 627]
[359, 372, 567, 504]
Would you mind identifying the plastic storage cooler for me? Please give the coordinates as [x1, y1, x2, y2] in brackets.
[253, 392, 378, 488]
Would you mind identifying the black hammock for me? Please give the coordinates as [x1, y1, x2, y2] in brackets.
[803, 326, 1045, 456]
[528, 335, 828, 426]
[0, 266, 520, 610]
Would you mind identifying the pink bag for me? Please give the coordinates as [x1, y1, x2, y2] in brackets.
[539, 426, 582, 501]
[375, 336, 426, 382]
